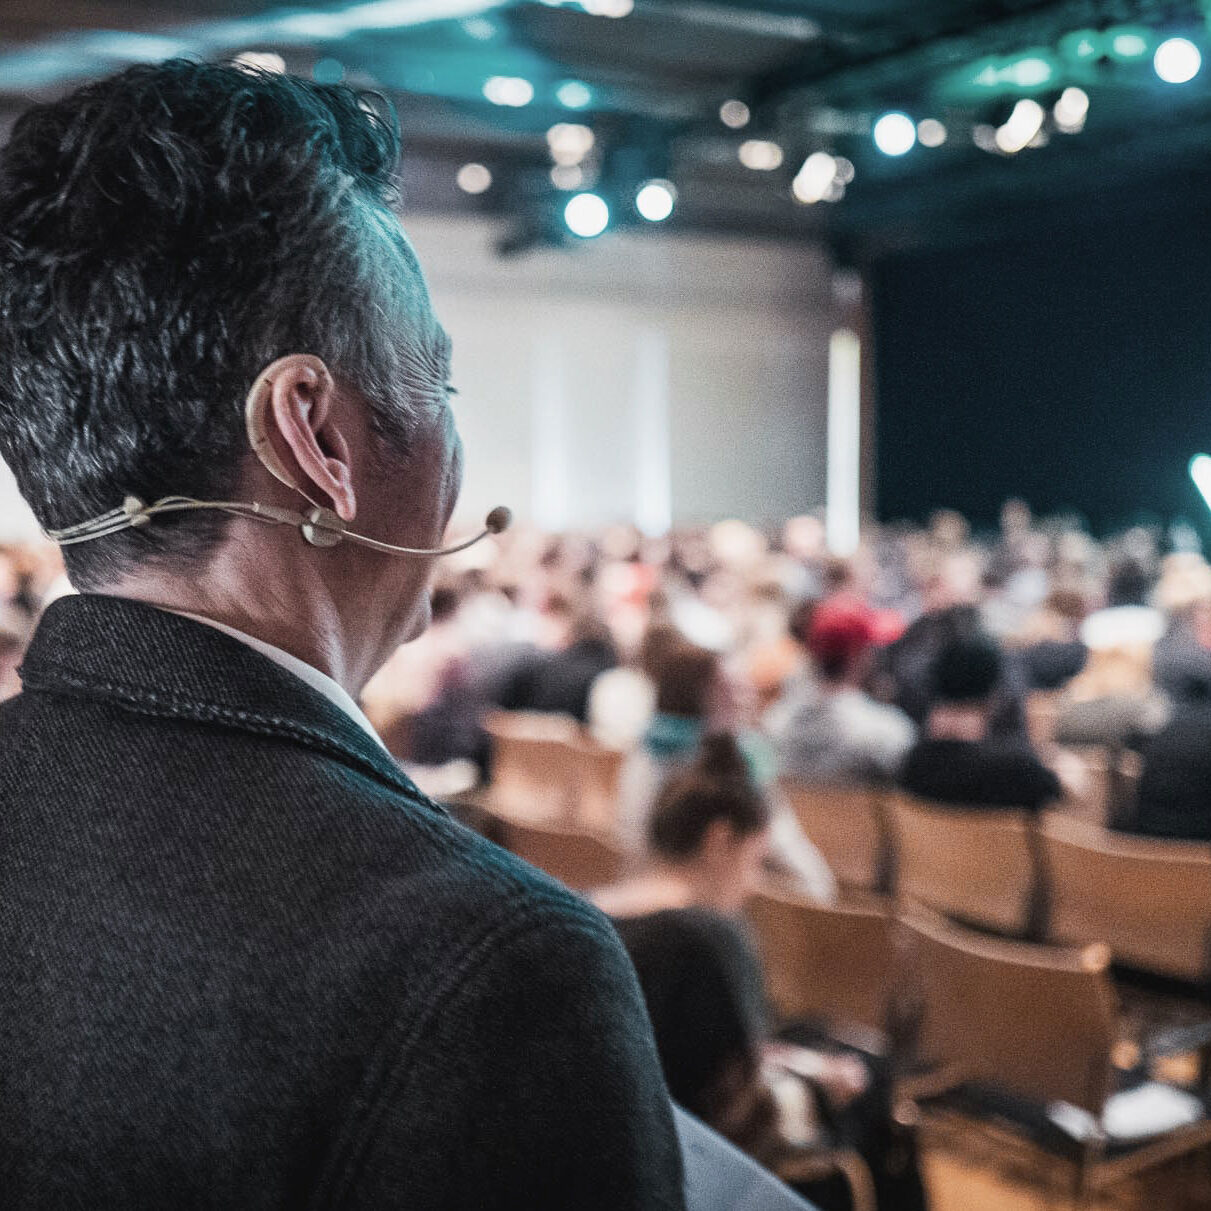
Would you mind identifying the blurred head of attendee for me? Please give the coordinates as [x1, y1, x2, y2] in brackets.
[1107, 558, 1155, 609]
[0, 59, 461, 693]
[805, 597, 880, 690]
[636, 622, 684, 679]
[653, 641, 722, 722]
[928, 634, 1003, 738]
[645, 736, 771, 913]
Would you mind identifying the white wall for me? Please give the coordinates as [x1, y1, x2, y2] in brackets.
[402, 214, 836, 532]
[0, 215, 838, 541]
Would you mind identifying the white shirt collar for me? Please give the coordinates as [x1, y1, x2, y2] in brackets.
[172, 611, 386, 750]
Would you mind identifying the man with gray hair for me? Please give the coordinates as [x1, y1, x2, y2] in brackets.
[0, 60, 683, 1207]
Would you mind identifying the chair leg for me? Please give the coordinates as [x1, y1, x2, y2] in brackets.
[1070, 1154, 1092, 1211]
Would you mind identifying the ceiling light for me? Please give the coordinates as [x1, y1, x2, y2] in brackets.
[581, 0, 633, 15]
[1007, 56, 1054, 87]
[546, 123, 595, 165]
[995, 98, 1045, 154]
[1053, 86, 1089, 132]
[792, 152, 837, 204]
[1155, 37, 1201, 84]
[556, 80, 592, 109]
[719, 99, 751, 129]
[564, 192, 610, 237]
[483, 76, 534, 107]
[635, 180, 676, 221]
[456, 163, 492, 194]
[551, 164, 585, 190]
[872, 112, 915, 156]
[1111, 31, 1149, 59]
[972, 124, 999, 153]
[738, 139, 783, 170]
[917, 118, 948, 147]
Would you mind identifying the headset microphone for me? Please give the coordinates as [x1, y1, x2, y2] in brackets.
[44, 355, 513, 556]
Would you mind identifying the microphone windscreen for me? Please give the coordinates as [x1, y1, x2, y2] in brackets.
[485, 506, 512, 535]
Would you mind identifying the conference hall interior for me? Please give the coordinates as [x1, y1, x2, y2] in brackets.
[8, 1, 1211, 1208]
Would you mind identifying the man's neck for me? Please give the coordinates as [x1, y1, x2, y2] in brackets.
[95, 523, 411, 696]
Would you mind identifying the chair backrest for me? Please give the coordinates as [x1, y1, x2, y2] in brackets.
[890, 795, 1042, 936]
[565, 739, 626, 835]
[746, 886, 896, 1035]
[496, 815, 626, 893]
[1061, 744, 1113, 827]
[903, 910, 1116, 1117]
[1043, 813, 1211, 984]
[483, 711, 583, 823]
[778, 780, 890, 891]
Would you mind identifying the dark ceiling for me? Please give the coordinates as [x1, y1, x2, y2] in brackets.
[2, 0, 1210, 258]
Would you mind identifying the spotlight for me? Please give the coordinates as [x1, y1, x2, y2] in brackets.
[738, 139, 783, 170]
[635, 180, 676, 222]
[792, 152, 838, 204]
[581, 0, 633, 15]
[719, 99, 751, 129]
[1053, 87, 1089, 133]
[1155, 37, 1201, 84]
[456, 163, 492, 194]
[547, 123, 595, 165]
[917, 118, 948, 147]
[872, 112, 915, 156]
[564, 192, 610, 237]
[1191, 454, 1211, 512]
[483, 76, 534, 107]
[551, 164, 585, 190]
[995, 98, 1045, 154]
[556, 80, 593, 109]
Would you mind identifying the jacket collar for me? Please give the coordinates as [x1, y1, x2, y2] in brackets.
[20, 593, 436, 807]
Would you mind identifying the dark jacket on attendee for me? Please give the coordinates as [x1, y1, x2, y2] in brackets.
[499, 637, 619, 722]
[900, 737, 1062, 812]
[1124, 703, 1211, 842]
[0, 595, 684, 1210]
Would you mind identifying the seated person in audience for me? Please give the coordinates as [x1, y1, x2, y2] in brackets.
[900, 635, 1062, 811]
[497, 595, 619, 722]
[1122, 670, 1211, 842]
[596, 739, 927, 1211]
[587, 619, 683, 750]
[766, 597, 915, 786]
[616, 641, 836, 901]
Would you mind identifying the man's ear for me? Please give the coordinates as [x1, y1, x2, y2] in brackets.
[244, 354, 357, 522]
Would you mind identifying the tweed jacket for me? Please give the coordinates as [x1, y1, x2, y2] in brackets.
[0, 594, 684, 1209]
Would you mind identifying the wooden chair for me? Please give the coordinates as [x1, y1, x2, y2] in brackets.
[899, 910, 1211, 1206]
[746, 884, 896, 1046]
[481, 711, 583, 823]
[564, 739, 625, 835]
[1043, 813, 1211, 986]
[778, 780, 891, 892]
[890, 794, 1046, 937]
[485, 809, 625, 893]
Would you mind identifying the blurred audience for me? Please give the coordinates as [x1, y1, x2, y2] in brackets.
[766, 597, 914, 787]
[615, 641, 837, 902]
[596, 739, 927, 1211]
[900, 634, 1062, 811]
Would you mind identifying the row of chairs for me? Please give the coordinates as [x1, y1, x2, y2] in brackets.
[786, 782, 1211, 986]
[479, 711, 624, 834]
[472, 795, 1211, 1208]
[749, 892, 1211, 1207]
